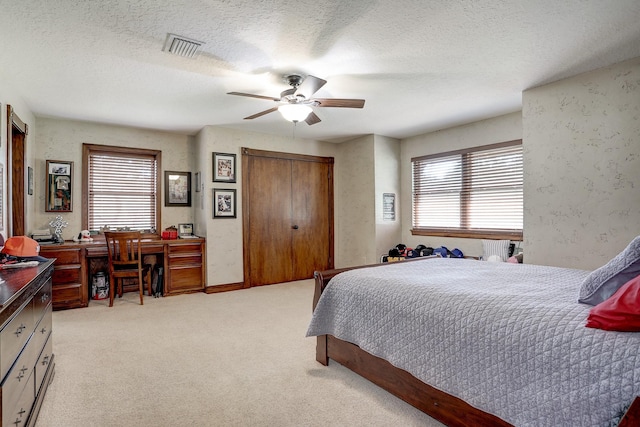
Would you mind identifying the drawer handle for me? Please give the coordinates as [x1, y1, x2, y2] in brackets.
[13, 407, 27, 426]
[17, 366, 28, 381]
[42, 355, 50, 366]
[41, 293, 51, 303]
[14, 324, 26, 337]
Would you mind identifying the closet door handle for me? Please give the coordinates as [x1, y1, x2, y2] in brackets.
[292, 225, 299, 230]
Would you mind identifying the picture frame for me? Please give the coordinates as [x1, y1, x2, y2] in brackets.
[165, 171, 191, 207]
[178, 223, 194, 237]
[195, 171, 202, 192]
[46, 160, 73, 212]
[213, 152, 236, 183]
[28, 166, 34, 195]
[213, 188, 236, 218]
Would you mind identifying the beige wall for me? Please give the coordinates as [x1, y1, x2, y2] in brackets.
[523, 56, 640, 269]
[334, 135, 376, 267]
[400, 112, 523, 258]
[31, 118, 194, 240]
[374, 135, 402, 260]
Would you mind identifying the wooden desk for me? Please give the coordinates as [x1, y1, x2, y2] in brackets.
[40, 238, 206, 310]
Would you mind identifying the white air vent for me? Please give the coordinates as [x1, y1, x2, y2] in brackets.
[163, 33, 204, 58]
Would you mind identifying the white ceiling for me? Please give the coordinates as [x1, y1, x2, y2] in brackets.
[1, 1, 640, 143]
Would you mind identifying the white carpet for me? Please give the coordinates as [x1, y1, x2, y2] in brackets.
[35, 280, 444, 426]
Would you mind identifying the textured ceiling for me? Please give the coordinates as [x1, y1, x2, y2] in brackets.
[1, 1, 640, 142]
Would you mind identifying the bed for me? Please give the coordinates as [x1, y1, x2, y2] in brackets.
[306, 257, 640, 427]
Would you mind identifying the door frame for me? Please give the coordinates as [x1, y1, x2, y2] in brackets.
[7, 105, 28, 237]
[241, 147, 334, 288]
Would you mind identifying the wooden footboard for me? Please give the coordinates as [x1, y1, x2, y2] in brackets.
[312, 265, 640, 427]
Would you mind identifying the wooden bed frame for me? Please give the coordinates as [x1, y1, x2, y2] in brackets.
[312, 263, 640, 427]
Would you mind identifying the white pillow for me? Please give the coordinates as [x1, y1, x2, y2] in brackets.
[482, 239, 510, 262]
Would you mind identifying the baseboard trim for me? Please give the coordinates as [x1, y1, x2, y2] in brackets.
[205, 282, 244, 293]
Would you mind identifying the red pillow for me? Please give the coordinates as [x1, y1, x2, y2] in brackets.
[585, 274, 640, 331]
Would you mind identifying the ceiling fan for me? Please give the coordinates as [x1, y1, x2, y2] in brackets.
[227, 74, 365, 125]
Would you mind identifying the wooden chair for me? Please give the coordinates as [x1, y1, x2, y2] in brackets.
[104, 231, 150, 307]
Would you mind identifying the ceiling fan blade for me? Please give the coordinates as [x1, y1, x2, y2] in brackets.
[228, 92, 280, 102]
[313, 98, 365, 108]
[294, 75, 327, 99]
[305, 112, 321, 125]
[244, 107, 279, 120]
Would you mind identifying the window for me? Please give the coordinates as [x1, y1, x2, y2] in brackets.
[412, 140, 522, 240]
[83, 144, 161, 233]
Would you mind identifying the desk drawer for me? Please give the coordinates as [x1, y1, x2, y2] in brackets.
[168, 253, 202, 267]
[43, 248, 82, 264]
[51, 265, 81, 285]
[167, 266, 203, 292]
[169, 243, 202, 254]
[52, 283, 84, 308]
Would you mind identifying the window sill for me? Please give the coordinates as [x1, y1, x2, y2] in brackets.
[411, 228, 522, 241]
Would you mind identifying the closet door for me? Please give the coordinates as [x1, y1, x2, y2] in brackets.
[290, 160, 332, 280]
[246, 155, 295, 285]
[243, 148, 333, 287]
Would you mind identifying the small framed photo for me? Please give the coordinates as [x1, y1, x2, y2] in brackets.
[28, 166, 34, 196]
[213, 152, 236, 183]
[46, 160, 73, 212]
[165, 171, 191, 207]
[195, 171, 202, 192]
[178, 223, 194, 237]
[213, 188, 236, 218]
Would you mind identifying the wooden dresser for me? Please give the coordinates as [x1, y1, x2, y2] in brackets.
[40, 238, 206, 310]
[0, 260, 55, 427]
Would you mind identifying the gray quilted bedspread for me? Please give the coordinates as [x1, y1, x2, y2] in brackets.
[306, 258, 640, 427]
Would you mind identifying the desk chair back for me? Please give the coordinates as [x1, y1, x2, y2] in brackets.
[104, 231, 145, 307]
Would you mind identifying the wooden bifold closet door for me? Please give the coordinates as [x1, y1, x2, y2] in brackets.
[242, 148, 334, 287]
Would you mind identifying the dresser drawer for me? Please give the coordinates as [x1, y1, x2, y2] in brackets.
[1, 333, 37, 412]
[2, 368, 35, 427]
[0, 303, 34, 380]
[33, 303, 52, 354]
[35, 333, 53, 393]
[33, 279, 53, 324]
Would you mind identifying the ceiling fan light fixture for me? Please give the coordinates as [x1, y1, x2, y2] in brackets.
[278, 104, 312, 122]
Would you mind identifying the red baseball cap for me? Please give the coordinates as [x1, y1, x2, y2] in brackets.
[1, 236, 47, 260]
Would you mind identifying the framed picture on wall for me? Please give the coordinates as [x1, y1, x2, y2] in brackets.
[213, 188, 236, 218]
[213, 152, 236, 183]
[46, 160, 73, 212]
[28, 166, 34, 196]
[165, 171, 191, 207]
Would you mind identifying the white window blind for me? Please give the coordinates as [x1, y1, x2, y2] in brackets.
[88, 153, 157, 231]
[412, 141, 523, 235]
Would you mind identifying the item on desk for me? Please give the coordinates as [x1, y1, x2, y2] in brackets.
[162, 225, 178, 240]
[1, 236, 49, 262]
[0, 260, 40, 269]
[73, 229, 94, 242]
